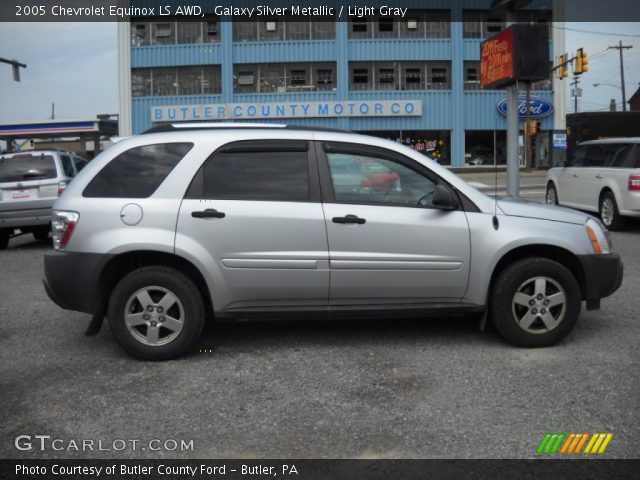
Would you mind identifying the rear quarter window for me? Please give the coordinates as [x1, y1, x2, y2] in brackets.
[0, 155, 57, 183]
[83, 143, 193, 198]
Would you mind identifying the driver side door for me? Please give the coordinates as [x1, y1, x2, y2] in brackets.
[317, 142, 471, 305]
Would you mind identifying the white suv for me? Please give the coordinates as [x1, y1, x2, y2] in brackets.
[546, 138, 640, 230]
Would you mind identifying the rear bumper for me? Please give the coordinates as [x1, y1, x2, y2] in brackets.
[0, 207, 52, 229]
[577, 253, 623, 301]
[43, 251, 113, 314]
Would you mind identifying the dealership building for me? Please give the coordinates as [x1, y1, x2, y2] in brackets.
[117, 0, 565, 167]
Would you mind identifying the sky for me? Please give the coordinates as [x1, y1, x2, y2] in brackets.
[0, 21, 639, 124]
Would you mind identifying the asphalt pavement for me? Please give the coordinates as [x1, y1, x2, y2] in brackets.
[1, 193, 638, 460]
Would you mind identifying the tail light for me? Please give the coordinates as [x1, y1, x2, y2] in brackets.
[629, 175, 640, 191]
[51, 210, 79, 250]
[360, 178, 372, 193]
[57, 181, 67, 196]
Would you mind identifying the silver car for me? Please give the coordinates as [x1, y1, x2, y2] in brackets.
[43, 124, 623, 360]
[0, 149, 88, 249]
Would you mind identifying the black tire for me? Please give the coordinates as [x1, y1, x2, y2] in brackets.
[0, 229, 9, 250]
[545, 182, 558, 205]
[107, 266, 205, 360]
[33, 227, 51, 241]
[599, 191, 625, 231]
[490, 258, 581, 348]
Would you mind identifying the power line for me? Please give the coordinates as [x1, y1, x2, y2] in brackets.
[553, 25, 640, 38]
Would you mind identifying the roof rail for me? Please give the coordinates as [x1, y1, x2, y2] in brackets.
[141, 123, 351, 134]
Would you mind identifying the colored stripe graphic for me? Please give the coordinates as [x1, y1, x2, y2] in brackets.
[537, 433, 565, 454]
[540, 433, 613, 455]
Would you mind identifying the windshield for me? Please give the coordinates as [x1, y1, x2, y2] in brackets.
[0, 155, 57, 183]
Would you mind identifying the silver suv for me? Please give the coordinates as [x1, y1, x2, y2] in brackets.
[0, 149, 88, 249]
[43, 124, 623, 360]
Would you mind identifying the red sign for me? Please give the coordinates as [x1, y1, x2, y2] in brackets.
[480, 28, 514, 89]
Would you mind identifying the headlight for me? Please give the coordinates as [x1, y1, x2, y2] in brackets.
[585, 218, 612, 255]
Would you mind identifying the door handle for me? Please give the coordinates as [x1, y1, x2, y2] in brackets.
[191, 208, 225, 219]
[333, 214, 366, 225]
[572, 174, 579, 177]
[596, 174, 603, 179]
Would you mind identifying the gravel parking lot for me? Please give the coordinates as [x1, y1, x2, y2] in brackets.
[1, 214, 639, 459]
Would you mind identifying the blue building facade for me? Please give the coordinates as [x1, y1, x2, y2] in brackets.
[119, 0, 563, 167]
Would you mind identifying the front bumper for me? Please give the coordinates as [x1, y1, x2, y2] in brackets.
[43, 251, 113, 314]
[577, 253, 623, 302]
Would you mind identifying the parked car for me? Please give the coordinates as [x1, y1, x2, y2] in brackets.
[43, 124, 623, 360]
[0, 149, 88, 249]
[546, 138, 640, 230]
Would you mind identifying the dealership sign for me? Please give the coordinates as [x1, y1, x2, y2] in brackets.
[497, 96, 554, 119]
[151, 100, 422, 122]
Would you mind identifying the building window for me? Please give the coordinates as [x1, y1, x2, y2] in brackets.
[205, 19, 218, 42]
[287, 21, 310, 40]
[153, 22, 174, 44]
[312, 20, 335, 40]
[132, 66, 221, 97]
[258, 19, 284, 41]
[403, 64, 423, 90]
[377, 17, 395, 37]
[233, 63, 336, 93]
[428, 64, 450, 90]
[350, 65, 370, 90]
[132, 22, 150, 46]
[464, 62, 481, 90]
[425, 10, 451, 38]
[234, 22, 258, 42]
[377, 66, 397, 90]
[463, 11, 506, 38]
[177, 22, 202, 44]
[132, 69, 151, 96]
[351, 18, 369, 38]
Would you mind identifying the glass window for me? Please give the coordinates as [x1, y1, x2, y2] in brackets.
[351, 19, 369, 38]
[259, 19, 283, 41]
[400, 12, 423, 38]
[74, 159, 88, 172]
[425, 10, 451, 38]
[153, 22, 174, 44]
[312, 20, 335, 40]
[202, 150, 309, 201]
[83, 143, 193, 198]
[287, 21, 310, 40]
[377, 66, 397, 90]
[152, 68, 177, 96]
[0, 155, 57, 182]
[351, 66, 370, 90]
[132, 69, 151, 97]
[464, 62, 481, 90]
[177, 22, 202, 44]
[607, 144, 635, 168]
[234, 22, 258, 42]
[403, 65, 423, 90]
[428, 64, 450, 89]
[204, 19, 218, 42]
[327, 152, 437, 207]
[61, 155, 75, 177]
[315, 67, 334, 89]
[132, 22, 150, 46]
[377, 17, 395, 37]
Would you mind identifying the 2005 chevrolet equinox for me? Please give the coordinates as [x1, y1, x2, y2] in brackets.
[43, 124, 623, 360]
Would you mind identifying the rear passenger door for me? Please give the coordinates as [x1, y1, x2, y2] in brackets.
[176, 140, 329, 312]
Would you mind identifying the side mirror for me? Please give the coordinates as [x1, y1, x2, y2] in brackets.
[432, 184, 459, 210]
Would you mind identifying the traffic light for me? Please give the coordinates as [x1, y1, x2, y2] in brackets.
[556, 54, 569, 79]
[575, 48, 588, 74]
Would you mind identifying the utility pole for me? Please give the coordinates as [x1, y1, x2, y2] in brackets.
[570, 76, 580, 113]
[608, 41, 632, 111]
[0, 57, 26, 81]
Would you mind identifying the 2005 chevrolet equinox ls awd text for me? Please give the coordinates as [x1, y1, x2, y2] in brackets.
[43, 124, 623, 360]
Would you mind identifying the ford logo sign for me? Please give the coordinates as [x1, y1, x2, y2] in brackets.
[497, 96, 554, 119]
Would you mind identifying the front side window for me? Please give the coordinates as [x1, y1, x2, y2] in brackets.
[201, 147, 310, 201]
[326, 152, 437, 207]
[61, 155, 75, 177]
[83, 143, 193, 198]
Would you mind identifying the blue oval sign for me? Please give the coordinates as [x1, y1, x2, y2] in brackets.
[497, 96, 554, 119]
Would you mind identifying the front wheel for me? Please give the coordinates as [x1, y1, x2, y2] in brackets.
[107, 266, 205, 360]
[490, 258, 581, 347]
[599, 191, 625, 231]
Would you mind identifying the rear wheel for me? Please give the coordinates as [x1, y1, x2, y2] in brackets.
[545, 183, 558, 205]
[490, 258, 581, 347]
[107, 266, 205, 360]
[599, 191, 625, 231]
[0, 229, 9, 250]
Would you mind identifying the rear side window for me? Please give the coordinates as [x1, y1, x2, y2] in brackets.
[0, 155, 57, 182]
[607, 144, 635, 168]
[83, 143, 193, 198]
[196, 144, 310, 201]
[61, 155, 75, 177]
